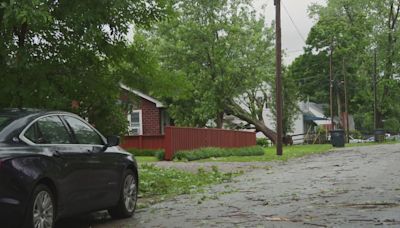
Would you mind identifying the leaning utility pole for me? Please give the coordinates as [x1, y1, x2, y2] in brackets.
[275, 0, 283, 156]
[329, 41, 334, 130]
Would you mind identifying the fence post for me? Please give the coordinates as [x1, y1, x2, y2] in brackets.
[164, 127, 173, 160]
[139, 136, 143, 149]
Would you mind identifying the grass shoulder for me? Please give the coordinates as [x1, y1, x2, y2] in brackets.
[136, 163, 242, 208]
[198, 144, 333, 162]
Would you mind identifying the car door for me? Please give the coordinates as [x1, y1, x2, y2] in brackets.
[61, 115, 122, 209]
[22, 115, 98, 216]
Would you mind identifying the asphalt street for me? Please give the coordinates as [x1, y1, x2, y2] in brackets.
[58, 144, 400, 228]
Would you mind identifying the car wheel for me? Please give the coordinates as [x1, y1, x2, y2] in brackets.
[25, 184, 55, 228]
[108, 169, 138, 219]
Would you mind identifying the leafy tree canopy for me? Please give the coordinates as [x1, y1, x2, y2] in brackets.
[0, 0, 171, 135]
[142, 0, 290, 141]
[289, 0, 400, 132]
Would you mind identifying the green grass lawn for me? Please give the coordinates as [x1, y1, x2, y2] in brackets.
[346, 140, 399, 147]
[135, 156, 159, 163]
[197, 141, 400, 163]
[198, 144, 333, 162]
[135, 141, 399, 164]
[137, 164, 240, 208]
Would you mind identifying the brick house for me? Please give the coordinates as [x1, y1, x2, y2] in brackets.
[119, 84, 169, 136]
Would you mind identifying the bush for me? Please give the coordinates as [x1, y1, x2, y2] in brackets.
[350, 130, 362, 139]
[173, 146, 265, 161]
[155, 150, 165, 161]
[127, 148, 165, 161]
[256, 138, 270, 147]
[384, 118, 400, 134]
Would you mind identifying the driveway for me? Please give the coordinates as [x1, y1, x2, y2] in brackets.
[58, 144, 400, 227]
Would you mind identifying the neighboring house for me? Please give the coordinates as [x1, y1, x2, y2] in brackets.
[262, 101, 355, 144]
[119, 84, 169, 136]
[226, 101, 355, 144]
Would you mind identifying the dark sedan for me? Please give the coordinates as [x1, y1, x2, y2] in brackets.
[0, 109, 138, 228]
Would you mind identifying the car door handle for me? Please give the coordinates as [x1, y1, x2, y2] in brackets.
[85, 150, 96, 156]
[52, 150, 62, 158]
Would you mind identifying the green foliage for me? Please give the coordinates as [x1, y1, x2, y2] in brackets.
[146, 0, 276, 129]
[350, 130, 362, 139]
[384, 118, 400, 133]
[317, 126, 327, 135]
[256, 138, 270, 147]
[135, 156, 159, 163]
[173, 146, 265, 161]
[0, 0, 171, 136]
[354, 112, 374, 134]
[199, 144, 333, 162]
[290, 0, 400, 132]
[139, 163, 238, 198]
[155, 150, 166, 161]
[127, 148, 165, 161]
[128, 148, 162, 157]
[269, 68, 301, 135]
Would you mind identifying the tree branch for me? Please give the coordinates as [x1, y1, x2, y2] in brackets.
[391, 3, 400, 29]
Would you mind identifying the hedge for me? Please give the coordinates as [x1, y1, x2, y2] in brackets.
[256, 138, 271, 147]
[127, 148, 165, 161]
[173, 146, 265, 161]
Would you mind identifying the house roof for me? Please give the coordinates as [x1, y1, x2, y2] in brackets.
[300, 101, 332, 126]
[120, 83, 165, 108]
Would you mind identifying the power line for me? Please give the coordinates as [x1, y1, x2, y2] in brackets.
[286, 49, 304, 53]
[282, 2, 306, 43]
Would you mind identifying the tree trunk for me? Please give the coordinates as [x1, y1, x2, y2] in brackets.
[337, 91, 342, 128]
[215, 111, 224, 129]
[225, 102, 277, 143]
[376, 111, 384, 129]
[15, 22, 28, 108]
[377, 3, 399, 128]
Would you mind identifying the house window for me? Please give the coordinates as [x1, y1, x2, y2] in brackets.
[128, 110, 142, 135]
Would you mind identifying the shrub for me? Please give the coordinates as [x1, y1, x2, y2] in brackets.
[384, 118, 400, 134]
[256, 138, 270, 147]
[127, 148, 165, 161]
[350, 130, 362, 139]
[155, 150, 165, 161]
[173, 146, 265, 161]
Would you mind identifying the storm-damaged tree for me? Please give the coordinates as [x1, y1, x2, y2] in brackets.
[146, 0, 294, 142]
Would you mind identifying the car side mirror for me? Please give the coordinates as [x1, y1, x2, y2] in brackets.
[106, 136, 120, 147]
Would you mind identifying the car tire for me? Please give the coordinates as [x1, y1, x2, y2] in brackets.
[24, 184, 56, 228]
[108, 169, 138, 219]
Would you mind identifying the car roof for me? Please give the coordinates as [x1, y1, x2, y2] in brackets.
[0, 108, 72, 119]
[0, 108, 81, 144]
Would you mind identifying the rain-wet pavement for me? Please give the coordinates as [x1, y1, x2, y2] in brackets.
[57, 144, 400, 227]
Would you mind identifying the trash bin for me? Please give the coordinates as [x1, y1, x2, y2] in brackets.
[330, 130, 345, 147]
[374, 129, 385, 143]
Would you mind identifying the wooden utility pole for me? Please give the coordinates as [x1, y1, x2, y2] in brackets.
[329, 42, 334, 130]
[343, 57, 349, 143]
[275, 0, 283, 156]
[373, 50, 377, 130]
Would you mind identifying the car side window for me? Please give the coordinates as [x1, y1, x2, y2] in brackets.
[24, 123, 39, 143]
[63, 116, 104, 145]
[25, 116, 71, 144]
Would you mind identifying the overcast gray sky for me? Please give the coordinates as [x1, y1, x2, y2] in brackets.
[253, 0, 326, 64]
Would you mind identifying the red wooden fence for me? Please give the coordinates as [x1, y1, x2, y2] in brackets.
[120, 126, 256, 160]
[121, 135, 165, 150]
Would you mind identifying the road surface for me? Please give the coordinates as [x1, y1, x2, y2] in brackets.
[58, 144, 400, 227]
